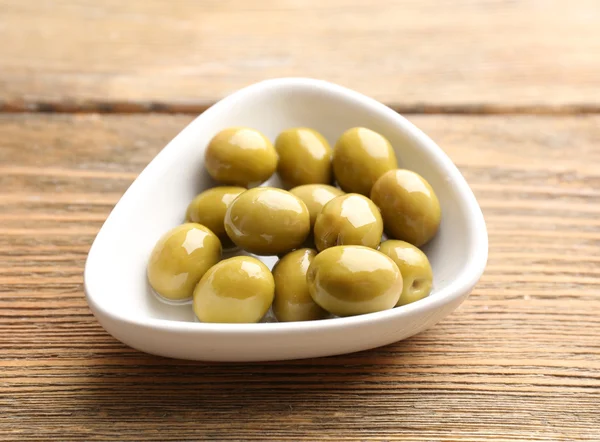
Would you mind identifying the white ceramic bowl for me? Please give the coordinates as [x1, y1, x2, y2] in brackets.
[84, 78, 488, 362]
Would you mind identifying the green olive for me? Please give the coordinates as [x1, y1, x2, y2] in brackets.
[379, 240, 433, 306]
[147, 223, 221, 301]
[193, 256, 274, 323]
[204, 127, 277, 187]
[307, 246, 402, 316]
[272, 248, 328, 322]
[313, 193, 383, 251]
[185, 186, 245, 248]
[289, 184, 345, 229]
[370, 169, 441, 247]
[332, 127, 398, 195]
[275, 128, 332, 187]
[224, 187, 311, 255]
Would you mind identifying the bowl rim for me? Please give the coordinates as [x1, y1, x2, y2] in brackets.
[84, 77, 488, 334]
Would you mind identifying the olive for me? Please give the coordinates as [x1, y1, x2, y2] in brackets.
[272, 248, 328, 322]
[313, 193, 383, 251]
[224, 187, 310, 255]
[204, 127, 277, 187]
[289, 184, 345, 229]
[185, 186, 245, 248]
[306, 246, 402, 316]
[379, 240, 433, 306]
[275, 128, 332, 187]
[332, 127, 397, 195]
[147, 223, 221, 301]
[193, 256, 274, 323]
[370, 169, 441, 246]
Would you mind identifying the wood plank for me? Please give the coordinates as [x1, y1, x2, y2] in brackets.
[1, 114, 600, 441]
[1, 1, 600, 111]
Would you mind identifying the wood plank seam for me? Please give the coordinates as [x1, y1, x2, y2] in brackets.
[3, 101, 600, 115]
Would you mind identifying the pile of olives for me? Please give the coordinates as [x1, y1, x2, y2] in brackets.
[147, 126, 441, 323]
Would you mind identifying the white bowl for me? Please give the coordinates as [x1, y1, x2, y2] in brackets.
[84, 78, 488, 362]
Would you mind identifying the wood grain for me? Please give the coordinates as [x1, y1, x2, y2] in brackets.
[1, 113, 599, 441]
[1, 0, 600, 112]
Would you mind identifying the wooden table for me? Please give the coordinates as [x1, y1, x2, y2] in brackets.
[1, 1, 599, 440]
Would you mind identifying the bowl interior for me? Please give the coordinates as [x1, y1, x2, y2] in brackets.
[86, 79, 482, 325]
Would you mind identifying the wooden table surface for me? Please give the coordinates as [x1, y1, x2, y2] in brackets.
[1, 1, 599, 441]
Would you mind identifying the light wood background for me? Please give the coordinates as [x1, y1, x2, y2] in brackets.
[1, 1, 599, 441]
